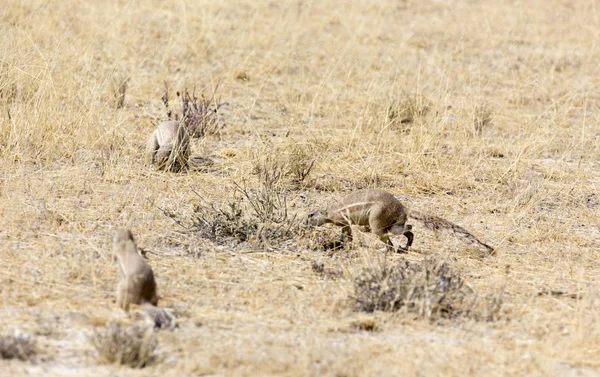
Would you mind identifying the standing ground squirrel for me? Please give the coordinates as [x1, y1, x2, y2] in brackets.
[113, 229, 158, 311]
[306, 189, 494, 253]
[145, 120, 190, 172]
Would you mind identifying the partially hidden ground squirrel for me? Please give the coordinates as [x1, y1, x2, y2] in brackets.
[145, 120, 190, 172]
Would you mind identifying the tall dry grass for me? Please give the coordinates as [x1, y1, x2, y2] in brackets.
[1, 0, 599, 375]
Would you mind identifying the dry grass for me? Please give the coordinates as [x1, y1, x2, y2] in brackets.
[90, 323, 157, 368]
[0, 331, 36, 361]
[1, 0, 600, 375]
[353, 257, 469, 319]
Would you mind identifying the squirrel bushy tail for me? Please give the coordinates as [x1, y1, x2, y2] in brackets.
[409, 210, 494, 252]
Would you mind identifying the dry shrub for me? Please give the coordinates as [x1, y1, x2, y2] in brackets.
[192, 197, 258, 244]
[233, 180, 298, 244]
[0, 331, 36, 361]
[252, 145, 317, 186]
[162, 84, 225, 138]
[90, 323, 157, 368]
[287, 144, 316, 184]
[352, 257, 502, 321]
[353, 257, 464, 318]
[187, 157, 299, 247]
[181, 88, 225, 138]
[245, 155, 289, 224]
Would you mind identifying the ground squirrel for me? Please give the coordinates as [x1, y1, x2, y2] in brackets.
[145, 120, 190, 172]
[306, 189, 494, 253]
[113, 229, 158, 311]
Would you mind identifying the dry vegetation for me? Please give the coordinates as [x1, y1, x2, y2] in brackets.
[90, 323, 157, 368]
[1, 0, 599, 375]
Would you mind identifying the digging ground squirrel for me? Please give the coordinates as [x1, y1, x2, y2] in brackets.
[306, 189, 494, 253]
[113, 229, 158, 311]
[145, 120, 190, 172]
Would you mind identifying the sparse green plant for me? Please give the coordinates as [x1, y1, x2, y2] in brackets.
[0, 331, 37, 361]
[90, 323, 157, 368]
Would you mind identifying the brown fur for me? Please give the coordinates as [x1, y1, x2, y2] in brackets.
[307, 189, 494, 252]
[307, 190, 414, 252]
[145, 120, 190, 172]
[113, 229, 158, 311]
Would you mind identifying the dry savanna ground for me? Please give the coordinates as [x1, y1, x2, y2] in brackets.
[1, 0, 600, 376]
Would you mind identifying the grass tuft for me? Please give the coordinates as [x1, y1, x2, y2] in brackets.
[111, 70, 129, 110]
[192, 195, 258, 245]
[352, 257, 501, 321]
[0, 331, 37, 361]
[90, 324, 157, 368]
[386, 94, 430, 131]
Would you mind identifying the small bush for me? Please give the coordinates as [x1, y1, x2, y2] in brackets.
[0, 331, 36, 361]
[353, 257, 466, 319]
[233, 179, 298, 243]
[246, 154, 289, 224]
[352, 257, 503, 321]
[192, 197, 258, 244]
[90, 323, 157, 368]
[165, 149, 304, 248]
[161, 84, 225, 138]
[287, 144, 316, 184]
[251, 145, 317, 186]
[188, 177, 297, 247]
